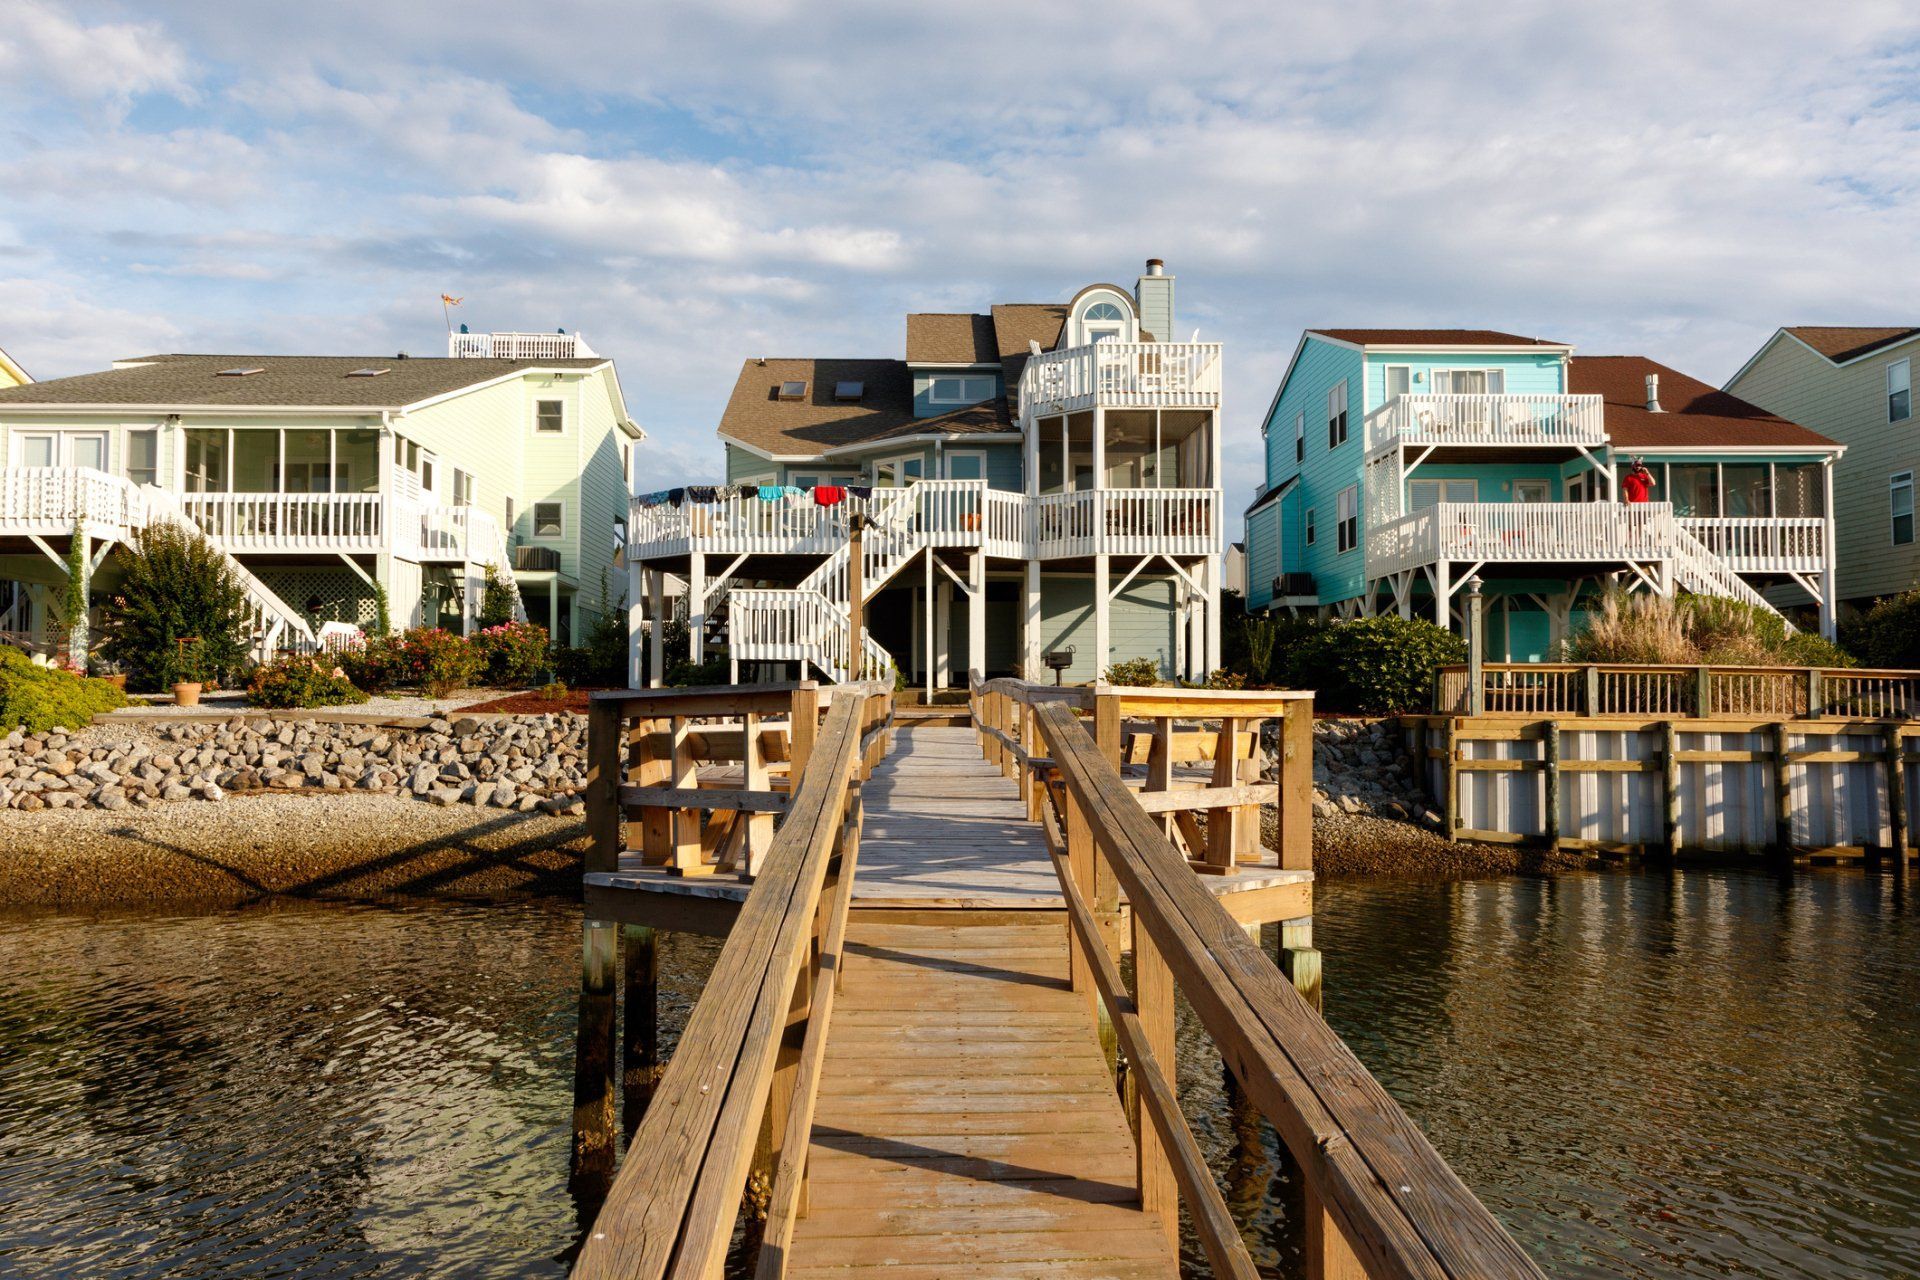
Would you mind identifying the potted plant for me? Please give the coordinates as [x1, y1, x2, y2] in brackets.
[169, 638, 206, 707]
[92, 656, 128, 691]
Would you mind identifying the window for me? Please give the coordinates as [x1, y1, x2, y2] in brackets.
[126, 429, 157, 487]
[273, 461, 348, 493]
[1304, 506, 1316, 545]
[1723, 463, 1771, 517]
[419, 452, 437, 494]
[928, 375, 995, 404]
[834, 380, 864, 401]
[946, 451, 986, 481]
[1668, 464, 1719, 517]
[533, 501, 565, 539]
[1384, 366, 1412, 399]
[1409, 479, 1478, 509]
[534, 399, 565, 433]
[70, 434, 106, 472]
[1512, 479, 1550, 503]
[777, 380, 807, 401]
[613, 517, 627, 555]
[1326, 380, 1349, 450]
[452, 468, 474, 506]
[1083, 300, 1126, 345]
[505, 495, 516, 534]
[19, 435, 53, 467]
[1893, 472, 1914, 546]
[1433, 368, 1506, 394]
[1336, 486, 1358, 553]
[1890, 359, 1911, 423]
[1293, 411, 1304, 463]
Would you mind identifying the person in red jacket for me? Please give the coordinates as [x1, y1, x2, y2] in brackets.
[1620, 458, 1653, 503]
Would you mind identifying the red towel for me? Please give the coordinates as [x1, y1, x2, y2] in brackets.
[813, 485, 845, 505]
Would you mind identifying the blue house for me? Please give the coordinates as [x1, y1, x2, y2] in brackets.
[1244, 330, 1844, 651]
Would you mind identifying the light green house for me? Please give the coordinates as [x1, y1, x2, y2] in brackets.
[0, 332, 643, 657]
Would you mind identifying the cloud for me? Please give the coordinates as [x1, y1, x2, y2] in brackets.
[0, 0, 193, 117]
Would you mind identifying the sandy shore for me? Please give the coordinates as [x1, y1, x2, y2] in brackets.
[0, 791, 586, 908]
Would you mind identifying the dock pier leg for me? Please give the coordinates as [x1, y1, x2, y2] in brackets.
[621, 924, 658, 1142]
[569, 919, 620, 1196]
[1279, 916, 1322, 1013]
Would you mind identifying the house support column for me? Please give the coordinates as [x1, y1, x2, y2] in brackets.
[1093, 554, 1111, 681]
[687, 552, 705, 662]
[1024, 560, 1042, 678]
[647, 569, 665, 688]
[967, 550, 985, 684]
[923, 550, 935, 701]
[1433, 560, 1451, 631]
[1821, 455, 1838, 640]
[935, 573, 952, 690]
[626, 557, 644, 689]
[1203, 555, 1220, 675]
[548, 582, 561, 640]
[1185, 571, 1203, 683]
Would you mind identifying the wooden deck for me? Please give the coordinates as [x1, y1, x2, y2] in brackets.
[785, 916, 1178, 1278]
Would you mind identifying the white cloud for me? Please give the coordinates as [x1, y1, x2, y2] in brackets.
[0, 0, 193, 117]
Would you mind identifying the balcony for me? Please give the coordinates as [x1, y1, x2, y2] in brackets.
[176, 492, 387, 553]
[1366, 501, 1670, 578]
[417, 503, 507, 564]
[1019, 342, 1222, 418]
[1363, 393, 1606, 454]
[1676, 517, 1824, 574]
[1034, 488, 1219, 559]
[0, 467, 147, 536]
[448, 330, 599, 360]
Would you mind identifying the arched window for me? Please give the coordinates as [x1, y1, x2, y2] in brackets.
[1078, 298, 1130, 346]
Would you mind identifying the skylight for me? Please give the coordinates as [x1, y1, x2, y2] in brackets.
[216, 367, 265, 377]
[778, 380, 807, 401]
[834, 380, 864, 401]
[346, 367, 390, 377]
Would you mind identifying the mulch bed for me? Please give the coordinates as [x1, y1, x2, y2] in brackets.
[460, 687, 612, 715]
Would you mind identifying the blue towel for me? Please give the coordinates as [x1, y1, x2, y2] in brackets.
[758, 484, 783, 502]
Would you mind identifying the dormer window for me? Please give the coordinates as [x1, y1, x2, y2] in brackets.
[834, 380, 864, 401]
[1084, 302, 1126, 345]
[778, 380, 807, 401]
[1070, 289, 1135, 347]
[929, 374, 995, 405]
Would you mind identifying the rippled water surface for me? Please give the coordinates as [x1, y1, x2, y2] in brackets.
[3, 871, 1919, 1278]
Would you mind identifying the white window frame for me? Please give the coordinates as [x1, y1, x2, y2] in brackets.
[787, 470, 856, 490]
[1383, 365, 1412, 400]
[125, 427, 158, 487]
[1408, 478, 1479, 509]
[17, 432, 56, 468]
[871, 453, 926, 487]
[944, 449, 988, 482]
[419, 450, 437, 496]
[1890, 358, 1912, 423]
[451, 467, 475, 506]
[1304, 506, 1316, 545]
[1336, 484, 1359, 554]
[533, 398, 566, 434]
[1432, 367, 1507, 394]
[1893, 471, 1915, 547]
[1072, 291, 1136, 347]
[927, 374, 996, 405]
[1511, 478, 1550, 503]
[532, 500, 566, 540]
[1327, 380, 1349, 450]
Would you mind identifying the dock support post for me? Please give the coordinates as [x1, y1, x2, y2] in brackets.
[1886, 723, 1909, 871]
[1442, 719, 1460, 842]
[1279, 916, 1321, 1012]
[569, 920, 619, 1196]
[1543, 720, 1561, 852]
[621, 924, 658, 1141]
[1131, 909, 1178, 1248]
[1662, 720, 1682, 859]
[1305, 1181, 1367, 1280]
[1772, 721, 1794, 860]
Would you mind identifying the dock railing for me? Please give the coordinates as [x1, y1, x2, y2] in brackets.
[1027, 698, 1546, 1279]
[574, 681, 891, 1280]
[1438, 662, 1920, 720]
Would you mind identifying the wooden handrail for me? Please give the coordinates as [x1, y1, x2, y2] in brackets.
[1032, 701, 1546, 1280]
[573, 686, 880, 1280]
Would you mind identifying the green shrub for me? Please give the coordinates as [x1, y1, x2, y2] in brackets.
[1779, 630, 1856, 669]
[1841, 589, 1920, 668]
[99, 521, 253, 692]
[1567, 590, 1856, 668]
[537, 680, 569, 703]
[583, 569, 630, 684]
[0, 646, 127, 732]
[471, 621, 549, 687]
[1103, 656, 1162, 687]
[1241, 616, 1280, 686]
[478, 564, 516, 629]
[665, 653, 731, 687]
[399, 627, 481, 697]
[246, 654, 369, 709]
[1281, 615, 1466, 714]
[337, 635, 409, 693]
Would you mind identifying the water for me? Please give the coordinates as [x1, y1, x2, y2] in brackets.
[2, 872, 1918, 1278]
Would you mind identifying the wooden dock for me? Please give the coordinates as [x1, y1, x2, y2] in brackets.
[569, 680, 1546, 1280]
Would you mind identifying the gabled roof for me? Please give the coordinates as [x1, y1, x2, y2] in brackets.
[0, 345, 29, 385]
[1570, 356, 1838, 451]
[716, 356, 1015, 460]
[990, 303, 1070, 387]
[905, 313, 997, 364]
[0, 352, 610, 409]
[1310, 328, 1569, 348]
[1781, 326, 1920, 364]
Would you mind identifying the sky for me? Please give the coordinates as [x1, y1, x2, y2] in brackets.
[2, 0, 1918, 515]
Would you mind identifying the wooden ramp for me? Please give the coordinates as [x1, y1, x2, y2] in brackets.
[784, 915, 1180, 1279]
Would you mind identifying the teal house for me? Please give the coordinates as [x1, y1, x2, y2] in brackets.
[627, 259, 1227, 689]
[1244, 330, 1844, 651]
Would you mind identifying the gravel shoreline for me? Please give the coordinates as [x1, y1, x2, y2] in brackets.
[0, 791, 587, 908]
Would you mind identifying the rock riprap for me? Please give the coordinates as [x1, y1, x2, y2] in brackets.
[1261, 716, 1441, 830]
[0, 715, 588, 815]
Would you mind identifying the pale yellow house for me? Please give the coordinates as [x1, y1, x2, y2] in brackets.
[1727, 326, 1920, 613]
[0, 346, 30, 388]
[0, 332, 642, 654]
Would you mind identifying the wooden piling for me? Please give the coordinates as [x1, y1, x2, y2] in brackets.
[620, 924, 658, 1143]
[1132, 907, 1178, 1248]
[1279, 916, 1321, 1013]
[1542, 721, 1561, 852]
[1442, 719, 1460, 842]
[1278, 699, 1314, 871]
[1661, 720, 1682, 859]
[569, 919, 620, 1196]
[1886, 723, 1909, 870]
[1771, 721, 1794, 857]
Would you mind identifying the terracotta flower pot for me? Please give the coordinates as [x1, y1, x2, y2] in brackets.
[104, 674, 128, 690]
[172, 681, 203, 707]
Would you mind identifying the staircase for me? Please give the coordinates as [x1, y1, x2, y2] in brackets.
[729, 486, 921, 682]
[143, 489, 320, 657]
[1655, 511, 1790, 624]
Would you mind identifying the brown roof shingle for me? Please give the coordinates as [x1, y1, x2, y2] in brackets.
[715, 358, 1012, 458]
[1783, 326, 1920, 364]
[1570, 356, 1837, 451]
[0, 352, 608, 409]
[1312, 328, 1568, 347]
[905, 314, 997, 364]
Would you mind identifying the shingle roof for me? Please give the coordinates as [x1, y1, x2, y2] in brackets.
[990, 303, 1070, 387]
[1783, 326, 1920, 364]
[1570, 356, 1837, 450]
[716, 357, 1015, 458]
[0, 352, 607, 409]
[905, 314, 997, 364]
[1312, 329, 1569, 347]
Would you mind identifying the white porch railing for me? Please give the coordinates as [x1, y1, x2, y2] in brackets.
[1676, 517, 1824, 573]
[1034, 488, 1220, 559]
[176, 492, 386, 553]
[630, 487, 875, 558]
[1363, 394, 1607, 453]
[418, 503, 505, 563]
[0, 467, 147, 534]
[728, 587, 893, 684]
[1367, 501, 1671, 578]
[1020, 341, 1223, 418]
[448, 331, 598, 360]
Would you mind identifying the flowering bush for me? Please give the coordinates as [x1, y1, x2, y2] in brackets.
[247, 654, 369, 709]
[400, 627, 481, 697]
[337, 634, 409, 693]
[471, 621, 549, 687]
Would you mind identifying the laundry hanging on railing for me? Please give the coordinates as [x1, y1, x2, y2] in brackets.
[847, 486, 873, 501]
[813, 485, 845, 506]
[757, 484, 784, 502]
[687, 485, 722, 503]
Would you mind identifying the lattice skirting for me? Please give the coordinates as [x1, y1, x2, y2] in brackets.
[252, 566, 380, 630]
